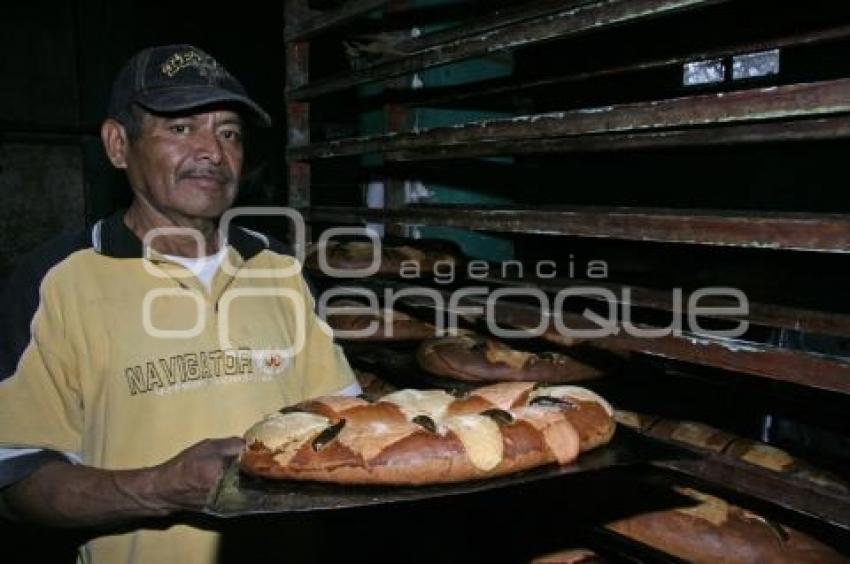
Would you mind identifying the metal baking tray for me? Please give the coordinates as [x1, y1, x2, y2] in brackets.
[205, 426, 690, 517]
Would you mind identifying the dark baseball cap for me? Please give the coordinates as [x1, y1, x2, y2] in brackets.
[107, 44, 271, 127]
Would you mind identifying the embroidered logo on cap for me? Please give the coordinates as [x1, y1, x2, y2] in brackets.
[161, 49, 230, 80]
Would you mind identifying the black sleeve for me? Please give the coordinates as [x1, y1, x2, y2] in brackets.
[0, 231, 90, 381]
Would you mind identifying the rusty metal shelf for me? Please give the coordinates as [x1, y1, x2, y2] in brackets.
[307, 205, 850, 253]
[287, 0, 729, 100]
[289, 79, 850, 160]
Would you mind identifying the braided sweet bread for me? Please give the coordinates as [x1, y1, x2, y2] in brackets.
[240, 382, 615, 485]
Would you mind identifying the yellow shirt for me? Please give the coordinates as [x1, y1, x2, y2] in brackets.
[0, 216, 356, 563]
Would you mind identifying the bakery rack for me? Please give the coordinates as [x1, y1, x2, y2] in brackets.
[284, 0, 850, 559]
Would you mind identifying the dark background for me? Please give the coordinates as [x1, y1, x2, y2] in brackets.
[0, 0, 287, 279]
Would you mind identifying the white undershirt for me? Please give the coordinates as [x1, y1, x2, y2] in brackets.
[163, 246, 228, 290]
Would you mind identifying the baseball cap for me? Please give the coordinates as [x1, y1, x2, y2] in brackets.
[107, 44, 271, 127]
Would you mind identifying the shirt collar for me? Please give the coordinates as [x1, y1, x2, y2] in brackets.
[91, 209, 269, 261]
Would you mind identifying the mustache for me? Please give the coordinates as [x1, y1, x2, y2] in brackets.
[178, 166, 232, 183]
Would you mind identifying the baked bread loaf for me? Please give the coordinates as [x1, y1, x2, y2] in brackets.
[623, 413, 737, 453]
[606, 486, 848, 563]
[240, 382, 615, 485]
[531, 548, 607, 563]
[613, 410, 661, 433]
[615, 410, 849, 493]
[417, 335, 602, 384]
[305, 240, 459, 276]
[724, 439, 848, 493]
[326, 299, 437, 341]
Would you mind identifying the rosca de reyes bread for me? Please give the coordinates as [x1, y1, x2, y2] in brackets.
[240, 382, 615, 485]
[417, 335, 602, 383]
[605, 486, 848, 563]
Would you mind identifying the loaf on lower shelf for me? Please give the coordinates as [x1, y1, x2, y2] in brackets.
[604, 486, 848, 563]
[530, 548, 607, 563]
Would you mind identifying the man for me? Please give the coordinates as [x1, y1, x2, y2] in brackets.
[0, 44, 359, 562]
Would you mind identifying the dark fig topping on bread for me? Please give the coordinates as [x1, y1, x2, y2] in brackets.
[413, 415, 437, 433]
[480, 408, 515, 425]
[311, 419, 347, 451]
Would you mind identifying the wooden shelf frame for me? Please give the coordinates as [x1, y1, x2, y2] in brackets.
[307, 204, 850, 253]
[287, 1, 850, 551]
[289, 79, 850, 160]
[653, 450, 850, 531]
[468, 295, 850, 395]
[319, 278, 850, 395]
[287, 0, 730, 100]
[377, 23, 850, 112]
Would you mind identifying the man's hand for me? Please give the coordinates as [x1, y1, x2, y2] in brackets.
[147, 437, 244, 512]
[2, 437, 244, 527]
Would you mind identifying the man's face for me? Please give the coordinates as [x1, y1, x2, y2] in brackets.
[124, 109, 244, 221]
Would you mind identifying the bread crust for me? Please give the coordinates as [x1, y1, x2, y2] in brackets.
[606, 487, 848, 563]
[531, 548, 607, 563]
[239, 382, 616, 485]
[647, 419, 737, 453]
[557, 401, 616, 452]
[241, 419, 573, 485]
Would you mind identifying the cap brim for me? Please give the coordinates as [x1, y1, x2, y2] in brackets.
[136, 87, 272, 127]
